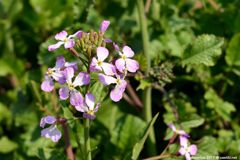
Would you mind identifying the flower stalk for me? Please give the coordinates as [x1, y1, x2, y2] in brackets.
[84, 119, 91, 160]
[136, 0, 157, 155]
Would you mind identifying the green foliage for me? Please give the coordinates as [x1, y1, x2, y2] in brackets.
[225, 33, 240, 66]
[182, 34, 224, 66]
[131, 113, 159, 160]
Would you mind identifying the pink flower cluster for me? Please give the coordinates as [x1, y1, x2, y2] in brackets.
[40, 20, 139, 142]
[169, 124, 198, 160]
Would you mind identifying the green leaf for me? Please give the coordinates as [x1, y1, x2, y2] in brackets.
[182, 34, 224, 66]
[225, 33, 240, 66]
[136, 79, 152, 90]
[180, 114, 204, 128]
[204, 89, 236, 121]
[131, 113, 159, 160]
[0, 136, 18, 153]
[196, 136, 218, 156]
[91, 81, 108, 102]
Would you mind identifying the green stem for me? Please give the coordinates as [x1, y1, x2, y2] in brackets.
[84, 119, 91, 160]
[137, 0, 156, 156]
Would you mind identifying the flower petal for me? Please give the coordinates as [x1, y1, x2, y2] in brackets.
[178, 146, 186, 156]
[55, 30, 68, 40]
[85, 93, 95, 110]
[115, 58, 126, 73]
[179, 136, 188, 147]
[102, 62, 116, 76]
[113, 42, 120, 51]
[69, 30, 82, 38]
[110, 80, 127, 102]
[126, 59, 139, 73]
[70, 91, 83, 107]
[98, 74, 116, 85]
[189, 144, 197, 155]
[123, 46, 134, 57]
[185, 153, 191, 160]
[41, 77, 54, 92]
[40, 116, 56, 128]
[41, 125, 62, 142]
[75, 104, 87, 112]
[94, 103, 101, 113]
[64, 67, 74, 84]
[100, 20, 110, 32]
[48, 42, 64, 52]
[97, 47, 109, 61]
[55, 56, 65, 68]
[64, 39, 75, 48]
[104, 38, 112, 43]
[59, 87, 70, 100]
[65, 62, 78, 71]
[73, 72, 90, 87]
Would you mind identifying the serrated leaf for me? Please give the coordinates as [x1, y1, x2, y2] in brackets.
[131, 113, 159, 160]
[225, 33, 240, 66]
[204, 89, 236, 121]
[182, 34, 224, 66]
[0, 136, 18, 153]
[196, 136, 218, 156]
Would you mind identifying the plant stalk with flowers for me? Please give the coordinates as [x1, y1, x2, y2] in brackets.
[39, 20, 139, 160]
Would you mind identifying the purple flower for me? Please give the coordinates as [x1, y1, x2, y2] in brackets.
[90, 47, 116, 76]
[41, 56, 78, 92]
[98, 73, 127, 102]
[100, 20, 110, 33]
[48, 30, 82, 51]
[115, 46, 139, 73]
[76, 93, 100, 120]
[168, 123, 189, 137]
[59, 67, 90, 107]
[179, 138, 198, 160]
[40, 116, 62, 142]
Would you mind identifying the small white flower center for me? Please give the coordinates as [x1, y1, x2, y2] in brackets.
[63, 38, 68, 42]
[122, 55, 127, 60]
[87, 109, 94, 115]
[116, 77, 121, 85]
[97, 60, 103, 66]
[68, 83, 75, 90]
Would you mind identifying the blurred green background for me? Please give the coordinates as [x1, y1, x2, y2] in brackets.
[0, 0, 240, 159]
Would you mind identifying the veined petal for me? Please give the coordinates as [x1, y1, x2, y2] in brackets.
[185, 153, 191, 160]
[41, 78, 54, 92]
[40, 116, 56, 128]
[69, 30, 82, 38]
[104, 38, 112, 43]
[179, 146, 186, 156]
[48, 42, 64, 52]
[65, 62, 78, 71]
[59, 87, 70, 100]
[123, 46, 134, 57]
[100, 20, 110, 32]
[85, 93, 95, 110]
[98, 73, 116, 85]
[179, 136, 188, 147]
[102, 62, 116, 76]
[126, 59, 139, 73]
[55, 30, 68, 40]
[52, 71, 63, 81]
[55, 56, 65, 68]
[70, 91, 83, 107]
[94, 103, 101, 113]
[90, 57, 101, 72]
[64, 39, 75, 49]
[97, 47, 109, 61]
[189, 145, 197, 155]
[110, 80, 127, 102]
[73, 72, 90, 87]
[64, 67, 74, 84]
[75, 104, 87, 112]
[41, 125, 62, 142]
[115, 58, 126, 73]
